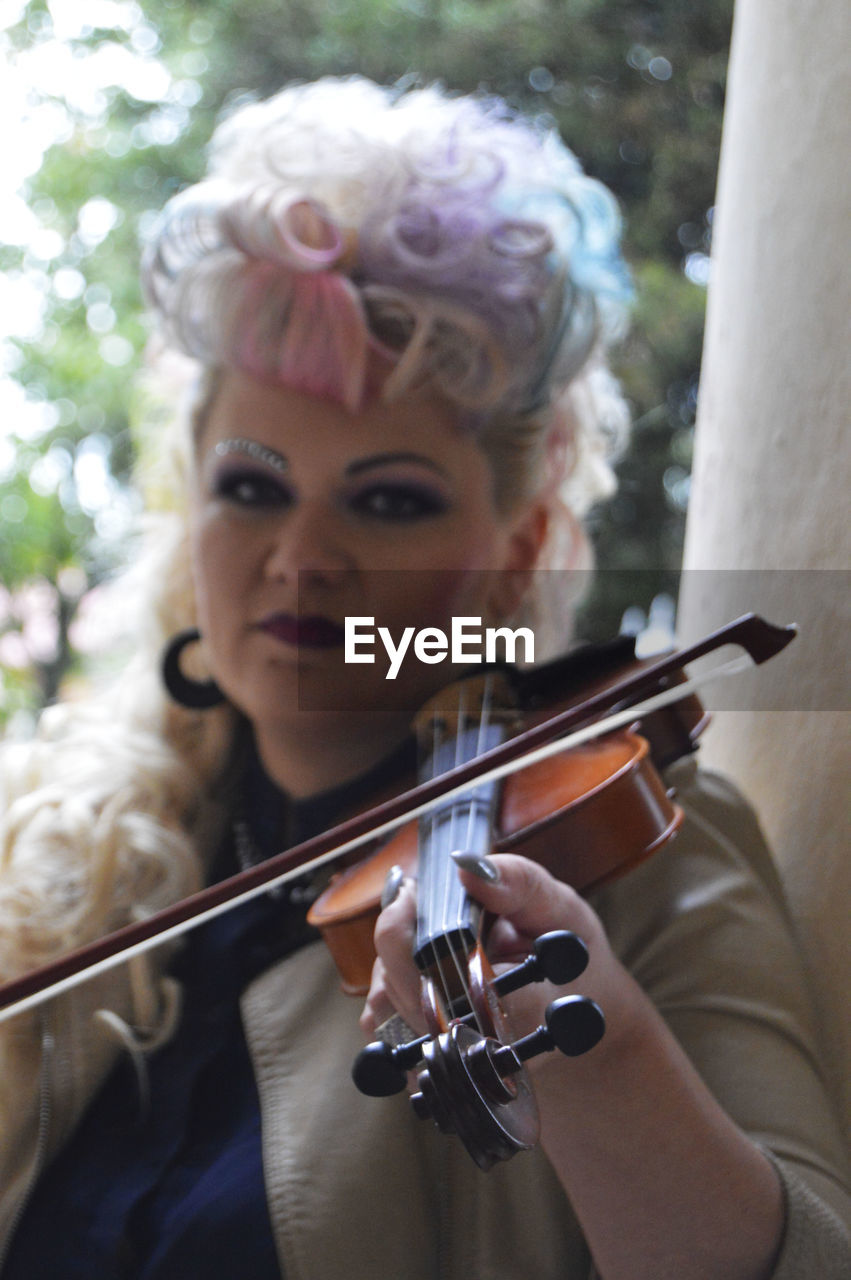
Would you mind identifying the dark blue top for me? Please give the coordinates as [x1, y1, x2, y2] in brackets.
[4, 734, 416, 1280]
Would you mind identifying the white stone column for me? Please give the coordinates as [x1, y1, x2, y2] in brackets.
[678, 0, 850, 1139]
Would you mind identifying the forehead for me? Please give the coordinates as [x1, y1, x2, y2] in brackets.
[198, 367, 471, 466]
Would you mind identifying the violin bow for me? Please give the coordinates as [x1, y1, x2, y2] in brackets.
[0, 613, 795, 1024]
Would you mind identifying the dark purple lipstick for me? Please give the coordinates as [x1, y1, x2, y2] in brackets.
[260, 613, 346, 649]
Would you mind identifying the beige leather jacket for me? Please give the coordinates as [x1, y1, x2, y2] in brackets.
[2, 761, 850, 1277]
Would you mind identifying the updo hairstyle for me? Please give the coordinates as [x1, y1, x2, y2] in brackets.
[142, 77, 632, 570]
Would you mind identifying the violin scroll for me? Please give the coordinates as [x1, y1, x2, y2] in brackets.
[353, 928, 605, 1168]
[408, 994, 605, 1169]
[353, 928, 591, 1096]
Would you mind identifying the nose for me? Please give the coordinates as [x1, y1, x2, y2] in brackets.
[264, 502, 355, 584]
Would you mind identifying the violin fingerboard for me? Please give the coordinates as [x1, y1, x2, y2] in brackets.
[414, 796, 496, 971]
[414, 723, 503, 978]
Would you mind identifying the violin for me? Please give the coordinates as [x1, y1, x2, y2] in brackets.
[318, 616, 792, 1167]
[307, 639, 699, 996]
[0, 615, 795, 1165]
[342, 659, 677, 1169]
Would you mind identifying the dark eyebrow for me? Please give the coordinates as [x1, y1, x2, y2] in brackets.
[345, 452, 449, 478]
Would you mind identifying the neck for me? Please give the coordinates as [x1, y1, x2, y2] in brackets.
[252, 712, 412, 799]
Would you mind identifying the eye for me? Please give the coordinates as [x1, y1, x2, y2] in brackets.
[213, 467, 291, 509]
[351, 483, 449, 522]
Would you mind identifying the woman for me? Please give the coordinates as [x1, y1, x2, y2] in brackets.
[0, 78, 848, 1279]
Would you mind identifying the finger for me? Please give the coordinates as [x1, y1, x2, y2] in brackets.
[366, 877, 425, 1033]
[360, 956, 396, 1035]
[373, 873, 417, 959]
[452, 852, 603, 949]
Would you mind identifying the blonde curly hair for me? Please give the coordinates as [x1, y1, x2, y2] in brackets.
[0, 77, 631, 991]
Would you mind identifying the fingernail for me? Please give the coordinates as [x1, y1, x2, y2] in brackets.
[381, 864, 406, 909]
[450, 850, 499, 883]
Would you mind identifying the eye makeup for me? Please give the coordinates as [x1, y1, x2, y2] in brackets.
[343, 454, 453, 520]
[207, 438, 452, 521]
[348, 481, 450, 521]
[214, 438, 288, 473]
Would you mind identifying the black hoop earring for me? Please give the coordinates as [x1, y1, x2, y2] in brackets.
[161, 628, 226, 709]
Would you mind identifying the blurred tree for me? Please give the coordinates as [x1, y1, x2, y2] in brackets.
[0, 0, 733, 726]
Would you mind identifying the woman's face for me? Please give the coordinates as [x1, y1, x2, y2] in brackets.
[190, 368, 542, 743]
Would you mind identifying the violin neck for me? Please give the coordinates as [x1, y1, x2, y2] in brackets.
[414, 725, 504, 974]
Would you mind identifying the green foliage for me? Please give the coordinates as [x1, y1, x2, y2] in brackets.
[0, 0, 733, 725]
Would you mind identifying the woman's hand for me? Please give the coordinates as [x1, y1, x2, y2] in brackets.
[360, 852, 784, 1280]
[361, 851, 640, 1054]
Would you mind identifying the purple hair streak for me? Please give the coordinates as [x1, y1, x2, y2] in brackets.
[141, 78, 630, 421]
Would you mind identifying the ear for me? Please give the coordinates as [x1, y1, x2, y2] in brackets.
[487, 502, 549, 622]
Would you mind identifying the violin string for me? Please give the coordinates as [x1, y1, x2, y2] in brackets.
[419, 682, 476, 1031]
[423, 712, 447, 1015]
[466, 672, 494, 850]
[459, 672, 496, 1036]
[442, 680, 478, 1027]
[425, 703, 458, 1024]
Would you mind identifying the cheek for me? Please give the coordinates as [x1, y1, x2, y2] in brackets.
[429, 520, 513, 616]
[366, 568, 499, 636]
[190, 511, 247, 634]
[367, 515, 510, 628]
[189, 515, 215, 622]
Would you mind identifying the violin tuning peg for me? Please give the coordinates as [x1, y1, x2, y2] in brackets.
[352, 1040, 408, 1097]
[493, 995, 605, 1073]
[352, 1033, 430, 1097]
[491, 930, 589, 998]
[409, 1083, 456, 1134]
[541, 994, 606, 1057]
[533, 931, 590, 985]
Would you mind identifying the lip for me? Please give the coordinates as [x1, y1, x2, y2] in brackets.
[259, 613, 346, 649]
